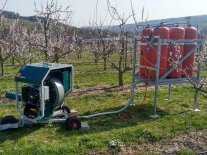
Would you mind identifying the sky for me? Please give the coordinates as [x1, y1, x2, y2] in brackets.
[2, 0, 207, 27]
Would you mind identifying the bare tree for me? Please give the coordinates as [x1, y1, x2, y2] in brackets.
[75, 35, 83, 59]
[104, 0, 132, 86]
[34, 0, 73, 62]
[0, 16, 25, 76]
[87, 0, 116, 70]
[93, 28, 115, 70]
[87, 0, 132, 86]
[15, 21, 37, 65]
[50, 19, 73, 63]
[0, 0, 7, 99]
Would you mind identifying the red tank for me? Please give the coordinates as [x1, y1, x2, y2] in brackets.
[182, 26, 198, 76]
[140, 27, 154, 78]
[150, 26, 169, 80]
[168, 27, 185, 78]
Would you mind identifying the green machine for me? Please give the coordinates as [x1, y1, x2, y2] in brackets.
[0, 62, 137, 131]
[0, 63, 82, 130]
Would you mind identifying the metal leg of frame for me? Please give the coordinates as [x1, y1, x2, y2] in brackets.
[150, 39, 161, 118]
[150, 84, 159, 118]
[168, 84, 172, 101]
[130, 38, 138, 106]
[192, 43, 202, 112]
[164, 84, 172, 101]
[193, 90, 200, 112]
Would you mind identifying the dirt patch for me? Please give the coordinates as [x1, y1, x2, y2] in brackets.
[71, 85, 132, 96]
[117, 129, 207, 154]
[89, 129, 207, 155]
[71, 84, 169, 96]
[0, 98, 15, 105]
[0, 75, 15, 78]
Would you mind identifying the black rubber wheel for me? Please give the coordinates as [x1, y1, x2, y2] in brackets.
[65, 117, 81, 131]
[1, 115, 18, 125]
[62, 105, 71, 114]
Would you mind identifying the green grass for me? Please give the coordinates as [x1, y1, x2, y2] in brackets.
[0, 52, 207, 154]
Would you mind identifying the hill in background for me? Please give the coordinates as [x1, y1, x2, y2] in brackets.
[108, 14, 207, 34]
[2, 10, 207, 34]
[1, 10, 44, 22]
[1, 10, 118, 39]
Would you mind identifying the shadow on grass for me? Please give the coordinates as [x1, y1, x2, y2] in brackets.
[0, 104, 193, 142]
[0, 104, 164, 142]
[0, 124, 43, 144]
[56, 103, 171, 136]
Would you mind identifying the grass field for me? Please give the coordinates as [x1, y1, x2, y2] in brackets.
[0, 53, 207, 154]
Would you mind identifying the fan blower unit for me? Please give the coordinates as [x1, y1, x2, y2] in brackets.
[0, 63, 84, 131]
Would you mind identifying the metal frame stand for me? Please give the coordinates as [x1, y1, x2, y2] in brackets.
[150, 38, 162, 118]
[191, 41, 203, 112]
[133, 37, 203, 118]
[168, 84, 172, 101]
[130, 38, 138, 106]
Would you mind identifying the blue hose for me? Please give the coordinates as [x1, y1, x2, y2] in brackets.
[5, 92, 22, 101]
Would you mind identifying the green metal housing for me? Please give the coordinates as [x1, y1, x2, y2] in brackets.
[15, 63, 74, 122]
[15, 63, 73, 94]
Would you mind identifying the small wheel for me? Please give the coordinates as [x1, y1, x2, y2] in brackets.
[1, 115, 18, 131]
[1, 115, 18, 125]
[61, 105, 71, 114]
[65, 117, 81, 131]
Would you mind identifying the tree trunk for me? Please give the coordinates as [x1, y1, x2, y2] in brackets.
[0, 47, 4, 76]
[53, 47, 59, 63]
[29, 59, 32, 64]
[77, 53, 81, 59]
[103, 57, 107, 70]
[124, 39, 128, 69]
[44, 21, 49, 62]
[29, 46, 32, 64]
[54, 53, 59, 63]
[0, 60, 3, 76]
[44, 51, 48, 62]
[23, 58, 26, 65]
[77, 48, 82, 59]
[130, 47, 133, 64]
[118, 70, 123, 86]
[12, 56, 15, 66]
[94, 53, 98, 63]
